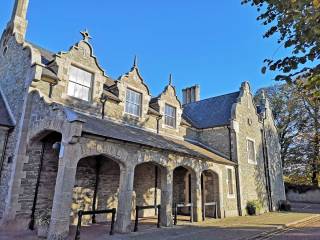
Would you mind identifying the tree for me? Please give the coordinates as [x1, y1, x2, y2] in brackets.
[256, 83, 320, 186]
[242, 0, 320, 95]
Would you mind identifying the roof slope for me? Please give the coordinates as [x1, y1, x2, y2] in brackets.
[0, 90, 15, 127]
[64, 109, 234, 165]
[182, 91, 240, 129]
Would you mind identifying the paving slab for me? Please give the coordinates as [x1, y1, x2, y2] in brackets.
[0, 211, 318, 240]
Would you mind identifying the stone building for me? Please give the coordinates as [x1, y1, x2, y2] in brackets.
[0, 0, 285, 239]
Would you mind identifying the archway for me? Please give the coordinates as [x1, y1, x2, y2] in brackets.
[201, 170, 220, 219]
[172, 166, 197, 221]
[26, 131, 62, 230]
[71, 155, 121, 226]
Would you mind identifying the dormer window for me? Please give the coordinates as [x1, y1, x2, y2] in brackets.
[165, 104, 176, 128]
[125, 88, 142, 117]
[67, 66, 92, 101]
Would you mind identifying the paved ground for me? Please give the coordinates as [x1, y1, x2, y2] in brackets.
[1, 202, 319, 240]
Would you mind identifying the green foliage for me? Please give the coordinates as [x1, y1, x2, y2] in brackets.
[256, 83, 320, 186]
[246, 200, 263, 215]
[242, 0, 320, 89]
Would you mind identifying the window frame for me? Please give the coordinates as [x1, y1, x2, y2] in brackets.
[246, 137, 257, 164]
[164, 103, 177, 128]
[67, 65, 93, 102]
[125, 88, 143, 117]
[226, 166, 235, 198]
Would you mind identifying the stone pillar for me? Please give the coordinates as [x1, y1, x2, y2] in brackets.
[160, 168, 173, 227]
[115, 164, 135, 233]
[47, 142, 79, 240]
[192, 172, 202, 222]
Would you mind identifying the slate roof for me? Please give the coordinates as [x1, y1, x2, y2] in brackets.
[182, 91, 240, 129]
[63, 108, 234, 165]
[0, 90, 15, 127]
[28, 42, 55, 65]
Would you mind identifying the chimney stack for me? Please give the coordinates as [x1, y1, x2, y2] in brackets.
[182, 85, 200, 105]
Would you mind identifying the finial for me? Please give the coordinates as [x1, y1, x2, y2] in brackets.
[133, 55, 138, 68]
[80, 29, 92, 42]
[261, 89, 266, 99]
[169, 73, 173, 85]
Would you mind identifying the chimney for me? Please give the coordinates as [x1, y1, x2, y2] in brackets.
[182, 85, 200, 105]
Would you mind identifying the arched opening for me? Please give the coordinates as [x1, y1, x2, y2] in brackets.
[172, 166, 196, 221]
[70, 155, 121, 227]
[201, 170, 220, 219]
[132, 162, 165, 226]
[25, 131, 62, 231]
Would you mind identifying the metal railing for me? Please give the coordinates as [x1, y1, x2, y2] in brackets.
[173, 203, 193, 225]
[75, 208, 116, 240]
[202, 201, 218, 221]
[134, 205, 161, 232]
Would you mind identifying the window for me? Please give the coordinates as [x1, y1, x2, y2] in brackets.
[247, 139, 256, 164]
[125, 88, 142, 117]
[165, 104, 176, 128]
[67, 66, 92, 101]
[227, 168, 234, 196]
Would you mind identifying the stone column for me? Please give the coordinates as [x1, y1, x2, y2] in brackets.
[115, 164, 135, 233]
[47, 142, 79, 240]
[160, 168, 173, 227]
[192, 172, 202, 222]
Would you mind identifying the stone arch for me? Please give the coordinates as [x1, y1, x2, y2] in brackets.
[71, 154, 122, 226]
[133, 161, 168, 218]
[201, 169, 221, 218]
[75, 140, 134, 169]
[200, 165, 224, 219]
[22, 129, 63, 230]
[28, 119, 65, 144]
[172, 164, 198, 218]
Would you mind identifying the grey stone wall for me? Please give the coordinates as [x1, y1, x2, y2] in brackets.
[197, 127, 230, 157]
[0, 33, 34, 219]
[232, 82, 269, 214]
[262, 102, 286, 208]
[133, 163, 160, 217]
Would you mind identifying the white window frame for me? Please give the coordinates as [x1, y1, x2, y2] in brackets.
[246, 137, 257, 164]
[125, 88, 142, 117]
[226, 166, 235, 199]
[164, 103, 177, 128]
[67, 65, 93, 101]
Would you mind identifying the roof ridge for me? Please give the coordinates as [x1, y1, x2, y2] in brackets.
[184, 91, 240, 106]
[27, 41, 55, 55]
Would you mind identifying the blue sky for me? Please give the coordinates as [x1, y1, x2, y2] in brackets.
[1, 0, 287, 99]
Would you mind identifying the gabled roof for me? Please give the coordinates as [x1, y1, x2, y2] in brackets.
[182, 91, 240, 129]
[0, 90, 15, 127]
[63, 108, 235, 165]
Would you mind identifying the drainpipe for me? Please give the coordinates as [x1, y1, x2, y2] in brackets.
[262, 119, 273, 211]
[48, 81, 57, 99]
[227, 126, 242, 216]
[0, 128, 11, 185]
[29, 142, 46, 230]
[156, 116, 162, 134]
[92, 158, 101, 223]
[100, 93, 108, 119]
[154, 165, 158, 215]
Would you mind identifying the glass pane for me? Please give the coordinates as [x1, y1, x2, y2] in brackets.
[125, 89, 142, 116]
